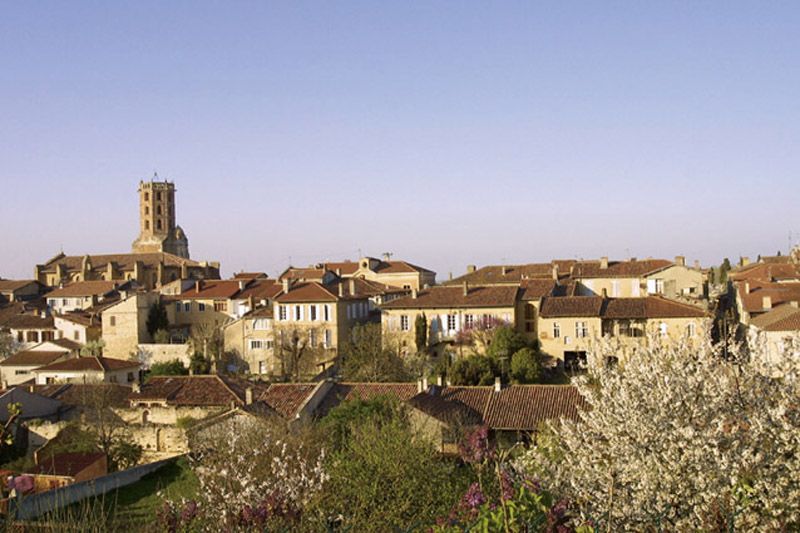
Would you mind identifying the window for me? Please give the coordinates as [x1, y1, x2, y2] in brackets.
[266, 340, 274, 349]
[176, 302, 181, 313]
[184, 302, 191, 312]
[447, 314, 457, 332]
[294, 305, 302, 321]
[110, 316, 116, 326]
[687, 322, 696, 337]
[576, 322, 588, 338]
[464, 314, 474, 329]
[156, 191, 162, 201]
[400, 315, 409, 331]
[127, 372, 135, 382]
[258, 361, 267, 374]
[214, 301, 227, 312]
[403, 284, 411, 290]
[73, 330, 80, 340]
[279, 305, 287, 321]
[157, 205, 162, 215]
[145, 220, 150, 230]
[145, 206, 149, 215]
[254, 319, 269, 330]
[659, 322, 668, 337]
[323, 305, 330, 322]
[249, 340, 264, 350]
[144, 192, 149, 201]
[157, 219, 162, 231]
[62, 298, 68, 306]
[324, 329, 332, 348]
[199, 303, 206, 312]
[310, 305, 317, 321]
[553, 323, 561, 338]
[14, 370, 29, 375]
[110, 375, 118, 383]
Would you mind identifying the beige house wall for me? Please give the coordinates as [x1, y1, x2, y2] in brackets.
[576, 277, 642, 298]
[102, 293, 158, 359]
[644, 265, 705, 299]
[538, 316, 603, 361]
[33, 367, 138, 385]
[169, 298, 234, 328]
[224, 317, 275, 375]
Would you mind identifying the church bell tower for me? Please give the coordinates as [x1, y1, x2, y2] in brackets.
[131, 176, 190, 258]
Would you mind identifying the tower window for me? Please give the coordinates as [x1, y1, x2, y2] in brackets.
[145, 220, 150, 230]
[144, 192, 149, 201]
[145, 206, 149, 215]
[157, 219, 162, 230]
[157, 205, 162, 215]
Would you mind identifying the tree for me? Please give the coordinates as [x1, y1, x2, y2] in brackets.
[487, 326, 528, 361]
[149, 358, 189, 377]
[274, 326, 326, 381]
[450, 355, 497, 386]
[510, 347, 540, 383]
[189, 350, 211, 375]
[517, 333, 800, 531]
[0, 331, 19, 360]
[80, 340, 105, 357]
[153, 329, 170, 344]
[340, 323, 412, 382]
[319, 395, 404, 452]
[415, 313, 428, 353]
[311, 414, 467, 531]
[146, 302, 169, 338]
[719, 257, 732, 284]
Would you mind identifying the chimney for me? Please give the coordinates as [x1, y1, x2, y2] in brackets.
[411, 288, 418, 299]
[417, 379, 424, 394]
[762, 296, 772, 310]
[1, 381, 7, 390]
[422, 376, 428, 392]
[448, 272, 453, 281]
[335, 268, 341, 276]
[132, 382, 141, 394]
[494, 376, 502, 393]
[282, 278, 290, 293]
[675, 256, 686, 267]
[600, 257, 609, 269]
[501, 266, 508, 276]
[743, 281, 750, 294]
[741, 256, 751, 267]
[349, 278, 356, 296]
[436, 375, 443, 386]
[238, 280, 246, 291]
[551, 264, 559, 280]
[467, 265, 476, 273]
[195, 280, 201, 292]
[790, 301, 799, 308]
[463, 282, 469, 297]
[338, 283, 344, 297]
[245, 387, 254, 405]
[694, 259, 701, 270]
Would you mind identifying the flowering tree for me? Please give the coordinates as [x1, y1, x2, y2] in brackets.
[517, 332, 800, 531]
[174, 416, 327, 530]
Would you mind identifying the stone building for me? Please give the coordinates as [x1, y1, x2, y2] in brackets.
[131, 179, 190, 259]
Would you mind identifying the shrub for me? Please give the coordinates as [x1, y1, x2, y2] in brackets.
[149, 359, 189, 377]
[510, 347, 541, 384]
[450, 355, 497, 386]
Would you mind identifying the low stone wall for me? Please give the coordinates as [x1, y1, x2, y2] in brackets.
[11, 456, 180, 520]
[136, 343, 191, 368]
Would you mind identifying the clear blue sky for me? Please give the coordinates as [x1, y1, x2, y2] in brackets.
[2, 2, 799, 280]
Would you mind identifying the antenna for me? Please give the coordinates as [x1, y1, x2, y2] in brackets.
[382, 251, 393, 261]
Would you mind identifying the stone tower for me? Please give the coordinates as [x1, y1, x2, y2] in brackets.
[131, 178, 190, 258]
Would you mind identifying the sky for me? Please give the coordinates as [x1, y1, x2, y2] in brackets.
[1, 2, 799, 281]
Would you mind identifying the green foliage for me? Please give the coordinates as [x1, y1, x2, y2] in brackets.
[149, 358, 188, 377]
[189, 351, 211, 374]
[110, 440, 143, 471]
[312, 415, 467, 531]
[0, 330, 18, 359]
[146, 302, 169, 338]
[319, 395, 405, 452]
[176, 416, 198, 430]
[80, 339, 105, 357]
[340, 323, 413, 382]
[415, 312, 428, 352]
[510, 347, 541, 384]
[153, 328, 170, 344]
[434, 485, 555, 532]
[450, 355, 498, 386]
[487, 325, 528, 360]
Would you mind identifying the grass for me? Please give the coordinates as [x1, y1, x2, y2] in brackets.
[31, 456, 199, 530]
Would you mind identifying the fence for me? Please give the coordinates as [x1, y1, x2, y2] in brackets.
[10, 455, 181, 520]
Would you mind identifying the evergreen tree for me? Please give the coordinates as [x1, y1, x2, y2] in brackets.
[146, 302, 169, 338]
[414, 313, 428, 353]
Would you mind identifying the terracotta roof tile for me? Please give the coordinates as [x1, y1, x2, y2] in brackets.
[39, 252, 203, 274]
[2, 314, 54, 330]
[47, 281, 119, 298]
[540, 297, 604, 318]
[750, 304, 800, 331]
[130, 375, 258, 406]
[0, 351, 68, 367]
[179, 280, 243, 300]
[259, 383, 317, 418]
[382, 286, 519, 309]
[446, 263, 570, 286]
[35, 356, 140, 373]
[483, 385, 586, 430]
[275, 282, 339, 303]
[572, 259, 673, 279]
[32, 383, 132, 408]
[31, 452, 106, 477]
[603, 297, 709, 319]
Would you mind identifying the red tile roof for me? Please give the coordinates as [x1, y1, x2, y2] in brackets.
[571, 259, 673, 279]
[235, 279, 283, 300]
[446, 263, 570, 286]
[39, 252, 203, 274]
[274, 282, 339, 303]
[130, 375, 261, 407]
[2, 314, 54, 330]
[750, 304, 800, 332]
[0, 280, 40, 293]
[35, 356, 140, 373]
[179, 280, 243, 300]
[33, 383, 132, 408]
[0, 351, 68, 367]
[382, 285, 519, 309]
[47, 281, 119, 298]
[520, 279, 560, 300]
[322, 261, 360, 276]
[374, 260, 434, 275]
[603, 297, 709, 319]
[540, 297, 605, 318]
[31, 452, 106, 477]
[482, 385, 586, 430]
[258, 383, 317, 418]
[737, 281, 800, 313]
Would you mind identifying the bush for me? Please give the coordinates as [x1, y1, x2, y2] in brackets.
[318, 396, 404, 452]
[149, 359, 188, 377]
[450, 355, 497, 386]
[153, 329, 171, 344]
[510, 347, 541, 384]
[189, 351, 211, 374]
[487, 326, 528, 360]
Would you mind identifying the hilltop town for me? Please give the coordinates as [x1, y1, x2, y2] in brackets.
[0, 179, 798, 528]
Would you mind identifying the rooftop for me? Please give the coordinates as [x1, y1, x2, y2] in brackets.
[382, 285, 519, 309]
